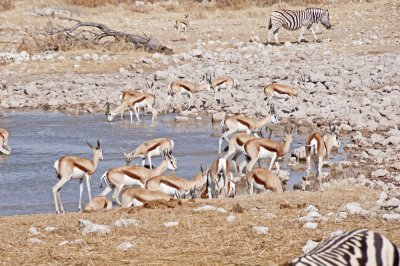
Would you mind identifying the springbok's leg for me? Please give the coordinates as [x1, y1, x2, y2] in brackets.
[238, 159, 247, 175]
[85, 174, 93, 209]
[317, 156, 324, 192]
[129, 109, 133, 123]
[148, 155, 153, 169]
[268, 153, 277, 171]
[112, 185, 123, 206]
[306, 155, 311, 177]
[78, 178, 84, 212]
[52, 177, 70, 214]
[246, 158, 258, 173]
[100, 185, 113, 197]
[141, 157, 146, 166]
[57, 190, 65, 214]
[134, 106, 141, 122]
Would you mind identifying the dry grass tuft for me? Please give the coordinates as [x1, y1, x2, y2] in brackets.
[0, 0, 14, 10]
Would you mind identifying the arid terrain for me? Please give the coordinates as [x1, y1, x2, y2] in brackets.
[0, 0, 399, 265]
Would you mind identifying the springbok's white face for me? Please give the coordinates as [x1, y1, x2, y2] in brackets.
[88, 140, 103, 160]
[166, 152, 178, 171]
[107, 113, 114, 122]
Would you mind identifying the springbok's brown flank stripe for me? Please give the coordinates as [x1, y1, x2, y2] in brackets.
[236, 117, 251, 129]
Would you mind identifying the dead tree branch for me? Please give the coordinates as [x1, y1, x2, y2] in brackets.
[41, 16, 173, 54]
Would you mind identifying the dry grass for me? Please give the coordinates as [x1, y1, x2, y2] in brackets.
[0, 0, 14, 10]
[0, 186, 398, 265]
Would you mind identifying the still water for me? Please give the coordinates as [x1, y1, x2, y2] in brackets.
[0, 112, 347, 216]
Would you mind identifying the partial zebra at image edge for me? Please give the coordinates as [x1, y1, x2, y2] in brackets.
[283, 229, 400, 266]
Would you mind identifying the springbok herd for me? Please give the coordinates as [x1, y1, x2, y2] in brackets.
[1, 7, 399, 265]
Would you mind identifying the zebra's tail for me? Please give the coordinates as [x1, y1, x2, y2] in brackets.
[268, 17, 272, 30]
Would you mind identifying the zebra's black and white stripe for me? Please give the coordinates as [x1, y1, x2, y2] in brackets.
[268, 7, 331, 44]
[287, 229, 400, 266]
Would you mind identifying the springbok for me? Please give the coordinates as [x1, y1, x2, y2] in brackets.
[305, 124, 341, 192]
[100, 150, 177, 206]
[223, 133, 259, 174]
[0, 84, 6, 116]
[0, 128, 11, 155]
[246, 168, 287, 194]
[121, 138, 174, 168]
[84, 196, 112, 211]
[264, 83, 299, 104]
[206, 158, 235, 199]
[121, 187, 171, 208]
[218, 104, 279, 153]
[146, 165, 208, 198]
[174, 13, 189, 39]
[52, 140, 103, 214]
[208, 73, 235, 103]
[167, 73, 211, 110]
[107, 91, 157, 123]
[244, 125, 295, 173]
[118, 81, 155, 119]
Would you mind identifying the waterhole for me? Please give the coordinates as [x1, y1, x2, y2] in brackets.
[0, 112, 348, 216]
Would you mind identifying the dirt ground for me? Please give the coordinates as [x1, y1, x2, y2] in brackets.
[0, 186, 398, 265]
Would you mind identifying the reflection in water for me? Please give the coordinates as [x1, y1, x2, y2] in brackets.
[0, 112, 347, 216]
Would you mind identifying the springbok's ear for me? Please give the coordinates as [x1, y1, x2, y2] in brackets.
[200, 163, 204, 175]
[97, 139, 101, 149]
[86, 140, 93, 149]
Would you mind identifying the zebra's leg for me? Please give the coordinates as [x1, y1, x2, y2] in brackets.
[274, 31, 280, 44]
[309, 27, 320, 43]
[298, 26, 306, 43]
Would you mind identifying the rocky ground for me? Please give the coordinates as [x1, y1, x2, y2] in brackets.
[0, 0, 399, 263]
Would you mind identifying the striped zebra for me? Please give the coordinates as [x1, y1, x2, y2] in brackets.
[287, 229, 400, 266]
[268, 8, 331, 44]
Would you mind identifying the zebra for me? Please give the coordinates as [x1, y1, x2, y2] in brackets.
[268, 7, 331, 44]
[286, 229, 400, 266]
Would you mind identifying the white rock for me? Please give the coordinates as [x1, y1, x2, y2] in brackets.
[193, 205, 217, 212]
[24, 84, 39, 96]
[28, 238, 43, 244]
[335, 211, 348, 221]
[382, 198, 400, 209]
[114, 218, 138, 227]
[303, 222, 318, 229]
[164, 221, 179, 227]
[341, 203, 364, 215]
[307, 211, 322, 219]
[264, 213, 277, 219]
[253, 226, 268, 235]
[79, 219, 111, 235]
[371, 169, 390, 178]
[29, 227, 39, 235]
[117, 241, 135, 251]
[190, 49, 203, 58]
[44, 226, 57, 232]
[382, 213, 400, 221]
[306, 205, 318, 213]
[302, 240, 319, 254]
[330, 230, 344, 237]
[226, 215, 237, 223]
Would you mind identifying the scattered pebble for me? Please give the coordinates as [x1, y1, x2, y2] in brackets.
[116, 241, 135, 251]
[193, 205, 227, 213]
[29, 227, 39, 235]
[253, 226, 268, 235]
[79, 219, 111, 236]
[303, 222, 318, 230]
[302, 240, 319, 254]
[28, 238, 43, 244]
[164, 221, 179, 228]
[114, 218, 139, 227]
[226, 215, 237, 223]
